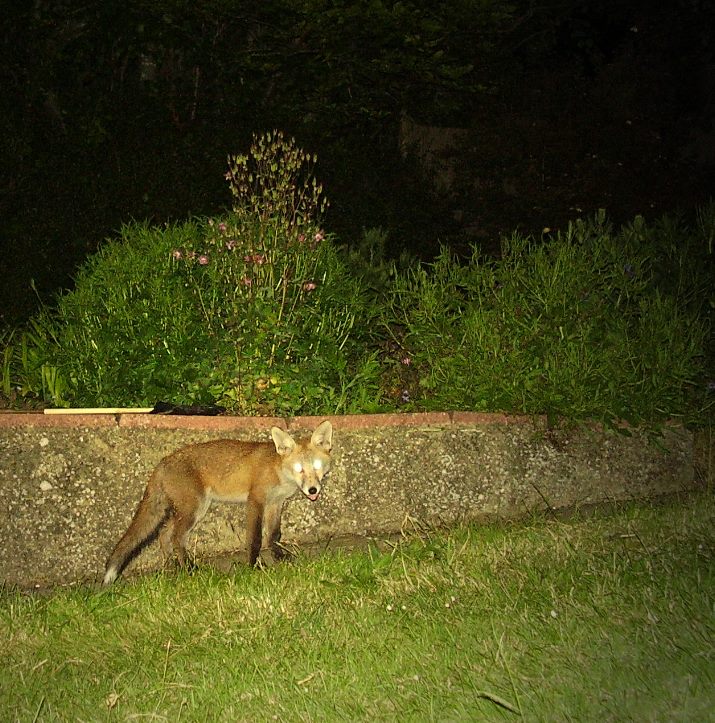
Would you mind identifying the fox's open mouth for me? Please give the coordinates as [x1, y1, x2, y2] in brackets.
[304, 487, 320, 502]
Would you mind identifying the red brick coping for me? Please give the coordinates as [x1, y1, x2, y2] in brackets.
[0, 411, 535, 431]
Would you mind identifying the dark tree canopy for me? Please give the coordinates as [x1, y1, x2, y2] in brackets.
[1, 0, 713, 323]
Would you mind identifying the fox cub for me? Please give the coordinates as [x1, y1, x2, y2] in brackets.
[103, 420, 333, 585]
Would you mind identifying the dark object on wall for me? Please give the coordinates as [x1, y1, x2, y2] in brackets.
[151, 402, 226, 416]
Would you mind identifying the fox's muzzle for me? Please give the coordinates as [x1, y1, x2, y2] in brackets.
[305, 485, 320, 502]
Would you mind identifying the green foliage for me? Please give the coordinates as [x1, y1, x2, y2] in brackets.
[384, 209, 712, 426]
[3, 134, 381, 414]
[5, 214, 379, 414]
[2, 150, 712, 426]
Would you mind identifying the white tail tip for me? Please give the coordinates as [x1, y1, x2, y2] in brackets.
[103, 567, 118, 586]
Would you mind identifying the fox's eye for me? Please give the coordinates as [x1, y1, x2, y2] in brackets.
[313, 459, 323, 471]
[293, 462, 303, 474]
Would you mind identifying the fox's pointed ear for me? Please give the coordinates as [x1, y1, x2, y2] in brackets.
[271, 427, 296, 456]
[311, 420, 333, 452]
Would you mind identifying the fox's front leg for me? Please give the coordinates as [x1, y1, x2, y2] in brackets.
[262, 501, 288, 561]
[246, 495, 264, 567]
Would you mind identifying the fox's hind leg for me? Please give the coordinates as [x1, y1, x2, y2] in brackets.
[167, 496, 210, 567]
[158, 513, 176, 563]
[160, 471, 210, 567]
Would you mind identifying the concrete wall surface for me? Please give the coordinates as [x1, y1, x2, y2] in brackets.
[0, 411, 702, 589]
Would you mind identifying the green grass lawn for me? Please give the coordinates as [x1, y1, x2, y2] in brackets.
[1, 490, 713, 722]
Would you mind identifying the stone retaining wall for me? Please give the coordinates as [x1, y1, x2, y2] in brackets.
[0, 412, 703, 589]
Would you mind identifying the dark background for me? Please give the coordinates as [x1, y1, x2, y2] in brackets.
[2, 0, 713, 325]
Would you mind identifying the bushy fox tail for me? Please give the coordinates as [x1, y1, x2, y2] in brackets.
[103, 476, 170, 585]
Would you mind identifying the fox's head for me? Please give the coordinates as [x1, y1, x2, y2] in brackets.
[271, 420, 333, 501]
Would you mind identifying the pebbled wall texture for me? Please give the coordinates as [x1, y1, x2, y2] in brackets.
[0, 411, 709, 589]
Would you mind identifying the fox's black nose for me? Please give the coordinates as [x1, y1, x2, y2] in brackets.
[308, 486, 318, 496]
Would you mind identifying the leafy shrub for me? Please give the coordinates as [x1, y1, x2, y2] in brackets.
[2, 130, 711, 426]
[5, 133, 381, 414]
[385, 209, 712, 426]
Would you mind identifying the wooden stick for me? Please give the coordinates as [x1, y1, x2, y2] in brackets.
[43, 408, 154, 415]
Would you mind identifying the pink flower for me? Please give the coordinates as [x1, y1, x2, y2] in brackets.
[298, 233, 306, 244]
[241, 276, 252, 287]
[172, 249, 183, 260]
[252, 253, 266, 265]
[314, 230, 324, 243]
[218, 222, 227, 233]
[303, 281, 317, 292]
[401, 356, 411, 366]
[198, 254, 209, 265]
